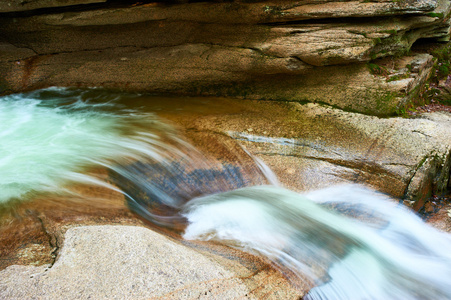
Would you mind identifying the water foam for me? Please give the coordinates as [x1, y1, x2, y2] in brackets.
[182, 185, 451, 299]
[3, 88, 451, 299]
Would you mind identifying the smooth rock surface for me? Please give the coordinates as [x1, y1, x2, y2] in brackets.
[154, 98, 451, 209]
[0, 91, 449, 299]
[0, 225, 299, 299]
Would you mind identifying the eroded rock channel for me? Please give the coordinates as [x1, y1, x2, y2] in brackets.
[1, 1, 451, 299]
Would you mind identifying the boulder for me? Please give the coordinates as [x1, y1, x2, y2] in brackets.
[0, 225, 301, 299]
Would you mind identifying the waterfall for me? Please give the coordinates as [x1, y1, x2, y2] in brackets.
[1, 87, 451, 299]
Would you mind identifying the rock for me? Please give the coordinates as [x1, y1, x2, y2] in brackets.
[0, 0, 107, 13]
[0, 43, 36, 61]
[0, 225, 301, 299]
[0, 45, 435, 115]
[159, 98, 451, 210]
[0, 0, 450, 114]
[426, 203, 451, 232]
[0, 90, 449, 298]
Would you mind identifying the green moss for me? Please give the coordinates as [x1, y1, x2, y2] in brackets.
[418, 42, 451, 106]
[438, 97, 451, 106]
[386, 73, 410, 82]
[369, 32, 412, 60]
[395, 48, 412, 58]
[438, 65, 449, 77]
[388, 76, 401, 82]
[426, 12, 444, 18]
[367, 63, 378, 73]
[373, 37, 382, 45]
[431, 43, 451, 62]
[367, 63, 389, 76]
[417, 155, 429, 170]
[383, 29, 397, 35]
[396, 107, 407, 116]
[375, 91, 400, 111]
[359, 86, 402, 116]
[406, 64, 412, 72]
[431, 45, 451, 79]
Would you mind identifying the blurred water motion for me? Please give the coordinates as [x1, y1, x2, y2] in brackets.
[183, 185, 451, 299]
[2, 88, 451, 299]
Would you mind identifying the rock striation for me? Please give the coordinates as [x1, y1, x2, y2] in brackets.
[0, 0, 107, 13]
[0, 0, 450, 114]
[160, 98, 451, 210]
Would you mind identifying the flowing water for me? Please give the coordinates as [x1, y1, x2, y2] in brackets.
[1, 87, 451, 299]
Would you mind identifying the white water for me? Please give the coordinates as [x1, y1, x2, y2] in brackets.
[2, 88, 451, 299]
[183, 185, 451, 299]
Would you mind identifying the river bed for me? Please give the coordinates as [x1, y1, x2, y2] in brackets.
[1, 87, 451, 299]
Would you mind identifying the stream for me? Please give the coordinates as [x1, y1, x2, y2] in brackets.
[1, 87, 451, 299]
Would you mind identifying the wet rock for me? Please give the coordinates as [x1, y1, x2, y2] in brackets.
[0, 88, 449, 298]
[426, 203, 451, 232]
[164, 99, 451, 210]
[0, 188, 141, 271]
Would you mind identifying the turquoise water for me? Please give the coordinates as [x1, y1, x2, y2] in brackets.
[2, 87, 451, 299]
[0, 87, 181, 204]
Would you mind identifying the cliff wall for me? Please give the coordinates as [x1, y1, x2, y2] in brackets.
[1, 0, 450, 114]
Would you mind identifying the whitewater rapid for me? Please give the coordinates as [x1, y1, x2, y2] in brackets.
[2, 87, 451, 299]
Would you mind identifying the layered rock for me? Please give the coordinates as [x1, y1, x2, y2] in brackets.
[0, 0, 106, 13]
[0, 0, 450, 114]
[154, 96, 451, 209]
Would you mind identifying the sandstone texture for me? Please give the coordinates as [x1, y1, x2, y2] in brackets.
[0, 0, 450, 114]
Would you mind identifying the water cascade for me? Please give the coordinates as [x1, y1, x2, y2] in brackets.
[1, 88, 451, 299]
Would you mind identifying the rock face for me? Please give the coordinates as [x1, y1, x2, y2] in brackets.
[0, 225, 301, 299]
[153, 97, 451, 209]
[0, 0, 450, 115]
[0, 0, 106, 13]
